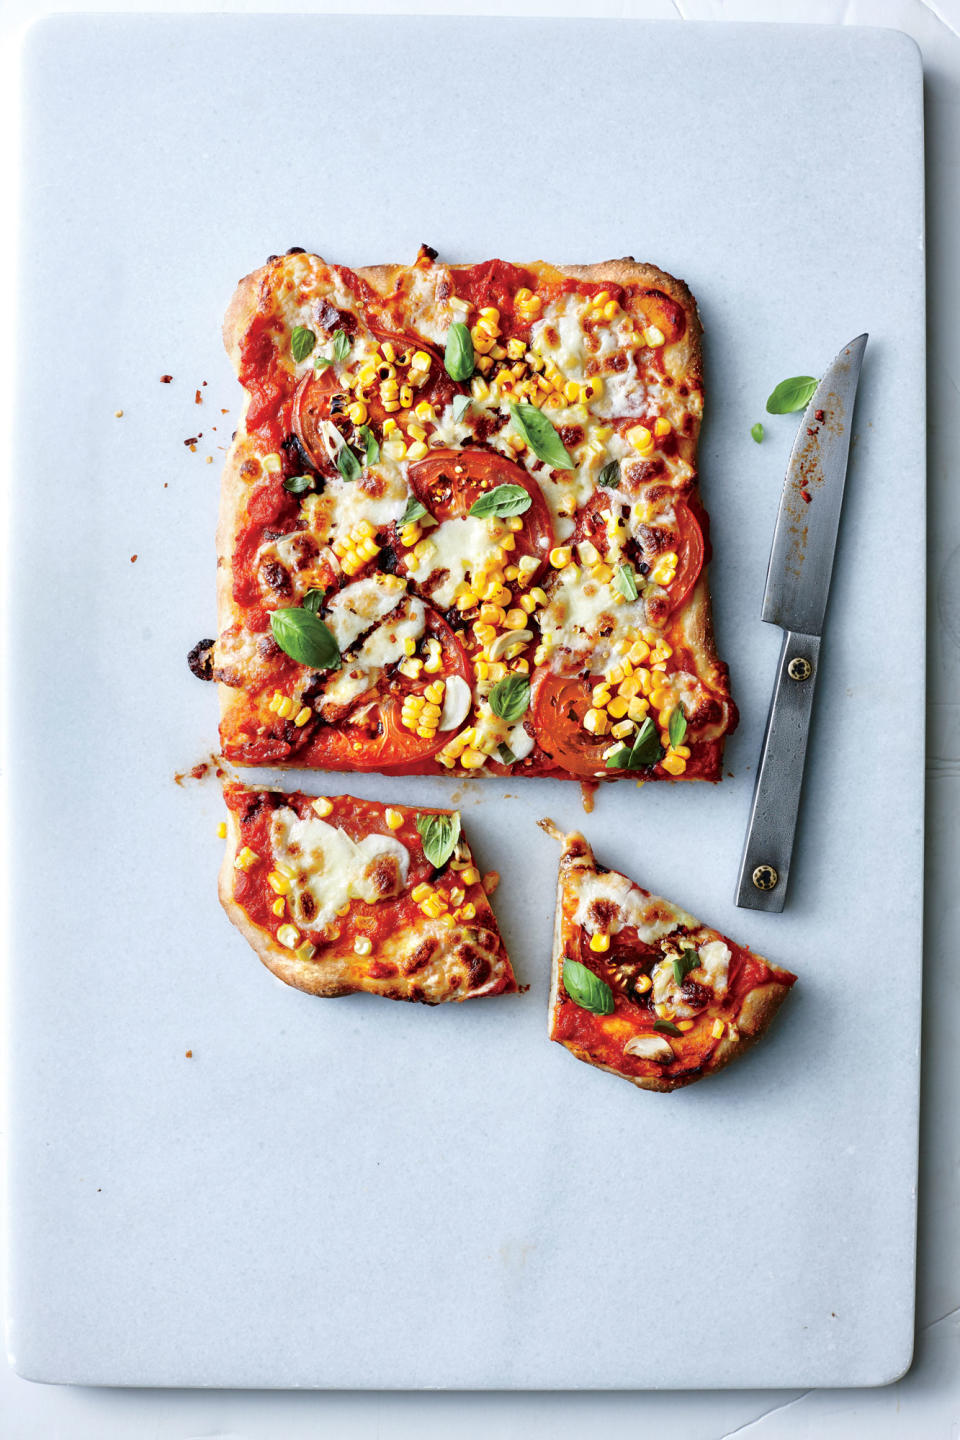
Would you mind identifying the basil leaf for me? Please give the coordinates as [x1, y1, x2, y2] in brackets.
[614, 563, 638, 602]
[444, 322, 475, 382]
[291, 326, 316, 363]
[653, 1019, 682, 1037]
[416, 811, 461, 869]
[302, 589, 325, 614]
[332, 329, 351, 362]
[671, 947, 700, 986]
[605, 744, 635, 771]
[469, 484, 532, 519]
[497, 742, 516, 765]
[563, 958, 615, 1015]
[509, 403, 575, 470]
[335, 443, 361, 482]
[766, 375, 817, 415]
[283, 473, 314, 495]
[750, 421, 764, 444]
[314, 356, 334, 371]
[668, 706, 687, 748]
[357, 424, 379, 464]
[488, 674, 530, 723]
[269, 607, 341, 670]
[598, 459, 621, 489]
[452, 393, 472, 422]
[399, 497, 427, 526]
[630, 716, 665, 767]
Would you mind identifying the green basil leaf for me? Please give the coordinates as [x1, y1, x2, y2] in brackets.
[314, 356, 334, 371]
[766, 375, 817, 415]
[750, 421, 764, 444]
[468, 484, 532, 519]
[357, 424, 379, 464]
[630, 716, 665, 768]
[399, 497, 428, 526]
[452, 393, 472, 422]
[605, 744, 635, 771]
[302, 588, 324, 614]
[416, 811, 461, 869]
[509, 403, 575, 470]
[488, 674, 530, 723]
[671, 947, 700, 986]
[614, 563, 638, 602]
[598, 459, 621, 489]
[563, 958, 615, 1015]
[283, 473, 314, 495]
[291, 326, 316, 363]
[444, 322, 475, 382]
[332, 329, 351, 362]
[497, 742, 516, 765]
[653, 1019, 682, 1037]
[668, 706, 687, 748]
[335, 443, 361, 482]
[269, 607, 341, 670]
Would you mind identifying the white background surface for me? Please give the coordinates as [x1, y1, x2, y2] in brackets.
[1, 0, 958, 1435]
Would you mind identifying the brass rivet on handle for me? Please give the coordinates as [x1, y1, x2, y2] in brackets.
[752, 863, 779, 891]
[787, 656, 813, 681]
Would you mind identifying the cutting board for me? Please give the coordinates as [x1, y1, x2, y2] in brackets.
[5, 16, 924, 1388]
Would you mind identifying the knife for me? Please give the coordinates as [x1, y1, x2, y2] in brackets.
[734, 334, 868, 912]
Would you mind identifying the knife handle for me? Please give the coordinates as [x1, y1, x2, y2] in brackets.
[734, 630, 822, 912]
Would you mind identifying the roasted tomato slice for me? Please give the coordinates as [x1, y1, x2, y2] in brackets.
[405, 447, 555, 575]
[296, 605, 472, 772]
[530, 670, 614, 780]
[292, 331, 461, 472]
[573, 490, 704, 617]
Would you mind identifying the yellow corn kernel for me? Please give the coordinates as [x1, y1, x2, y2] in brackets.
[275, 696, 295, 720]
[486, 583, 512, 607]
[654, 416, 672, 437]
[662, 753, 687, 776]
[677, 1018, 695, 1032]
[635, 974, 652, 995]
[405, 422, 427, 443]
[618, 676, 642, 700]
[611, 719, 636, 740]
[313, 797, 333, 817]
[412, 883, 432, 903]
[607, 696, 629, 720]
[627, 697, 650, 722]
[479, 603, 506, 626]
[549, 546, 572, 569]
[385, 808, 404, 830]
[354, 936, 373, 956]
[271, 896, 286, 917]
[217, 820, 227, 839]
[261, 452, 282, 473]
[581, 377, 604, 403]
[644, 325, 666, 348]
[498, 533, 517, 554]
[400, 384, 414, 409]
[591, 683, 612, 707]
[413, 401, 433, 424]
[277, 924, 300, 949]
[518, 593, 538, 615]
[347, 400, 368, 425]
[294, 706, 312, 728]
[423, 642, 444, 674]
[235, 846, 259, 870]
[422, 895, 447, 918]
[423, 680, 445, 705]
[399, 522, 422, 549]
[460, 749, 487, 770]
[357, 363, 378, 387]
[420, 704, 442, 724]
[602, 299, 619, 321]
[406, 441, 428, 462]
[559, 562, 580, 585]
[588, 563, 612, 585]
[711, 1018, 726, 1040]
[504, 564, 520, 581]
[589, 932, 611, 953]
[295, 941, 315, 963]
[576, 540, 600, 568]
[268, 690, 282, 712]
[502, 608, 527, 630]
[459, 901, 477, 921]
[267, 871, 291, 896]
[533, 643, 551, 665]
[673, 745, 691, 759]
[409, 349, 431, 372]
[627, 425, 654, 453]
[583, 708, 610, 736]
[649, 553, 679, 587]
[461, 866, 481, 886]
[628, 639, 651, 665]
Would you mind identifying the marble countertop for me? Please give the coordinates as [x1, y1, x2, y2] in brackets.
[2, 0, 958, 1434]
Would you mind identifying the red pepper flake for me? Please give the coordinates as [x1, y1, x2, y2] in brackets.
[221, 408, 229, 414]
[202, 380, 208, 386]
[185, 1049, 193, 1058]
[800, 489, 812, 504]
[815, 409, 825, 422]
[195, 389, 203, 405]
[184, 436, 198, 446]
[160, 374, 173, 383]
[130, 553, 138, 562]
[806, 426, 818, 436]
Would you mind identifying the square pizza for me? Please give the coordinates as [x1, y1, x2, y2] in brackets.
[213, 246, 737, 782]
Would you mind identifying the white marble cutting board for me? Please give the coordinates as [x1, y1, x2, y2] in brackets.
[4, 15, 924, 1389]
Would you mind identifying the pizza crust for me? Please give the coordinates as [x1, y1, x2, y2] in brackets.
[540, 820, 795, 1092]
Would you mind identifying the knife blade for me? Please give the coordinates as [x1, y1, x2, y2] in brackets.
[735, 334, 867, 912]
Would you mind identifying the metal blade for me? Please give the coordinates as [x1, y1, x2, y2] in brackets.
[761, 334, 867, 636]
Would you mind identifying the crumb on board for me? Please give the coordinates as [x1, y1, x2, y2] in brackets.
[114, 409, 123, 418]
[195, 389, 202, 404]
[482, 871, 499, 896]
[205, 455, 213, 464]
[130, 554, 137, 563]
[185, 1050, 193, 1059]
[161, 374, 173, 383]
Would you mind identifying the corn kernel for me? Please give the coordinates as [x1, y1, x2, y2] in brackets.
[627, 697, 650, 722]
[459, 901, 477, 920]
[711, 1019, 726, 1040]
[549, 546, 572, 569]
[654, 416, 672, 437]
[591, 683, 612, 707]
[460, 749, 486, 770]
[385, 808, 404, 830]
[347, 400, 368, 425]
[217, 820, 227, 839]
[644, 325, 666, 348]
[295, 941, 315, 963]
[406, 441, 428, 461]
[261, 452, 282, 472]
[235, 846, 259, 870]
[354, 936, 373, 956]
[635, 974, 652, 994]
[410, 349, 431, 372]
[662, 753, 687, 776]
[583, 708, 610, 736]
[627, 425, 654, 453]
[277, 924, 300, 949]
[294, 706, 312, 727]
[271, 896, 286, 917]
[677, 1018, 695, 1032]
[577, 540, 600, 567]
[611, 719, 636, 739]
[607, 696, 629, 719]
[629, 639, 651, 665]
[461, 866, 481, 885]
[423, 679, 445, 705]
[267, 871, 290, 895]
[589, 932, 610, 953]
[313, 797, 333, 817]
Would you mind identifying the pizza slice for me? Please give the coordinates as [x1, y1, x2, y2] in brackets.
[541, 820, 796, 1091]
[220, 782, 515, 1003]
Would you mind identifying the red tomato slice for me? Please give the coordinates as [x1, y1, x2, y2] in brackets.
[405, 448, 555, 575]
[296, 605, 471, 771]
[572, 491, 703, 615]
[529, 670, 613, 780]
[291, 366, 343, 474]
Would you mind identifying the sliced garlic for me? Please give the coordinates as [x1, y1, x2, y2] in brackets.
[487, 628, 532, 662]
[438, 674, 472, 731]
[623, 1033, 675, 1064]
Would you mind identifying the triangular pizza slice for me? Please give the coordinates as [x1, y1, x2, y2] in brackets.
[221, 782, 516, 1003]
[541, 820, 796, 1091]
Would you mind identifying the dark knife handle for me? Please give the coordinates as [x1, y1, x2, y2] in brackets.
[735, 630, 822, 912]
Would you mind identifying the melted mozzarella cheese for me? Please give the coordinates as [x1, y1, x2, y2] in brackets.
[405, 515, 505, 608]
[651, 938, 731, 1020]
[572, 871, 696, 939]
[395, 264, 457, 345]
[545, 568, 648, 678]
[355, 596, 425, 667]
[324, 574, 408, 651]
[271, 809, 411, 931]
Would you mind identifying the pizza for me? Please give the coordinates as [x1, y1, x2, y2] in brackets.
[212, 246, 737, 782]
[541, 820, 796, 1091]
[220, 782, 515, 1003]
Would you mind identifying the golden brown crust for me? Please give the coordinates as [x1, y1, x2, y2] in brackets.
[542, 821, 795, 1092]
